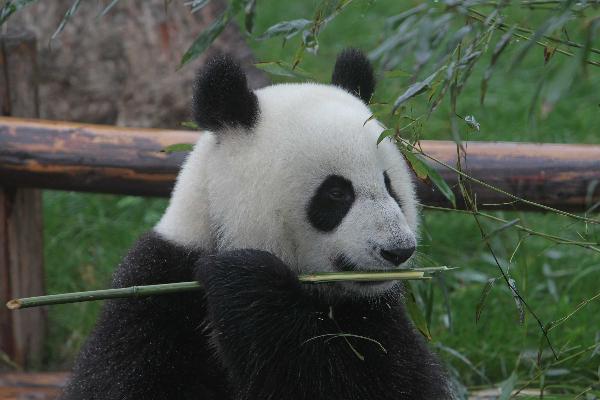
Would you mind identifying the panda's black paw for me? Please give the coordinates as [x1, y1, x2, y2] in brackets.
[194, 249, 302, 301]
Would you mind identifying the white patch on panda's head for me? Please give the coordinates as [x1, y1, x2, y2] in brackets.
[156, 50, 419, 298]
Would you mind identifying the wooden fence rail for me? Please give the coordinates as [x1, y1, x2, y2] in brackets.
[1, 116, 600, 211]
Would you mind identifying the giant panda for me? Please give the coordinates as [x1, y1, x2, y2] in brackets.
[59, 49, 453, 400]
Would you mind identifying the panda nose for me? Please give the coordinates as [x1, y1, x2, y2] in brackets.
[379, 246, 415, 266]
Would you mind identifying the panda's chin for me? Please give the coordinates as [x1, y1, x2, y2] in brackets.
[341, 280, 398, 297]
[328, 255, 401, 297]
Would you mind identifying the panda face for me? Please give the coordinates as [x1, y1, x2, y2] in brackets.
[156, 50, 419, 298]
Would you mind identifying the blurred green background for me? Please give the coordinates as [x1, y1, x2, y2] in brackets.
[41, 0, 600, 397]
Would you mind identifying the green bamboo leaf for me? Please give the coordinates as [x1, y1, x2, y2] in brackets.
[404, 282, 432, 341]
[427, 162, 456, 208]
[543, 46, 556, 64]
[481, 27, 514, 105]
[528, 71, 547, 122]
[444, 25, 472, 57]
[376, 129, 394, 145]
[99, 0, 120, 17]
[363, 110, 387, 126]
[539, 19, 594, 116]
[229, 0, 246, 13]
[292, 41, 306, 69]
[508, 277, 525, 325]
[302, 29, 319, 54]
[256, 19, 312, 41]
[392, 66, 444, 113]
[180, 11, 230, 68]
[52, 0, 82, 40]
[498, 372, 518, 400]
[429, 62, 454, 113]
[244, 0, 257, 33]
[368, 18, 417, 61]
[254, 61, 312, 79]
[161, 143, 194, 153]
[186, 0, 211, 13]
[475, 278, 496, 323]
[511, 10, 572, 71]
[486, 219, 520, 238]
[385, 4, 427, 31]
[383, 69, 411, 79]
[401, 148, 456, 207]
[0, 0, 37, 25]
[401, 150, 429, 181]
[454, 44, 483, 97]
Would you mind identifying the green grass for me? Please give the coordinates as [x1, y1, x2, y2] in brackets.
[42, 193, 167, 368]
[37, 0, 600, 396]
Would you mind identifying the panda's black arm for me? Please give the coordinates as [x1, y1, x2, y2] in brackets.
[196, 250, 452, 400]
[59, 231, 231, 400]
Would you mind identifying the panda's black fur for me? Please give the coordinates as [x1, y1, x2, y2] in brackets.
[192, 55, 260, 132]
[331, 48, 376, 104]
[59, 232, 230, 399]
[59, 50, 452, 400]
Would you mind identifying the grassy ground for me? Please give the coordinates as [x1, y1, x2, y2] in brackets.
[39, 0, 599, 397]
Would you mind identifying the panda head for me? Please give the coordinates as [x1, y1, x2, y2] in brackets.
[156, 49, 419, 298]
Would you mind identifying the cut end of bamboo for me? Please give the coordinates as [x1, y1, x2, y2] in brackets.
[6, 299, 22, 310]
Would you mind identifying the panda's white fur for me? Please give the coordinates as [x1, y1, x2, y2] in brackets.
[156, 82, 418, 295]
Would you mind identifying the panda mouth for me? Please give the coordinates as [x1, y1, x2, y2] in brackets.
[333, 255, 390, 287]
[333, 254, 359, 272]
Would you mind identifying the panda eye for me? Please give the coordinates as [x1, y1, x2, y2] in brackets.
[328, 187, 351, 202]
[307, 175, 355, 232]
[383, 171, 401, 205]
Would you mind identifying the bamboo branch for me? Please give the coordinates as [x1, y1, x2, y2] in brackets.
[421, 204, 600, 254]
[468, 8, 600, 67]
[6, 268, 454, 310]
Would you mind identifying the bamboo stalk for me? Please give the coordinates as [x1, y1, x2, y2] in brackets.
[6, 268, 453, 310]
[7, 282, 201, 310]
[298, 270, 426, 283]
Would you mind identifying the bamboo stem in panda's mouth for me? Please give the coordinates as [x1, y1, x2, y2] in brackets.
[6, 267, 454, 310]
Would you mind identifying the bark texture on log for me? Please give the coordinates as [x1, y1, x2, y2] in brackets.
[0, 372, 67, 399]
[9, 0, 269, 128]
[1, 117, 599, 211]
[0, 31, 45, 370]
[0, 117, 195, 197]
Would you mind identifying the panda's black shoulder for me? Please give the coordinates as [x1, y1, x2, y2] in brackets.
[112, 230, 204, 288]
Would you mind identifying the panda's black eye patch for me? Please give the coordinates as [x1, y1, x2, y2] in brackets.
[307, 175, 355, 232]
[383, 171, 401, 206]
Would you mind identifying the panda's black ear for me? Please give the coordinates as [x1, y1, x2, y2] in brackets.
[331, 48, 375, 104]
[192, 55, 260, 132]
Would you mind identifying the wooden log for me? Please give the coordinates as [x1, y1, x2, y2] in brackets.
[0, 372, 67, 400]
[0, 30, 45, 369]
[417, 141, 600, 211]
[1, 117, 600, 211]
[0, 117, 197, 197]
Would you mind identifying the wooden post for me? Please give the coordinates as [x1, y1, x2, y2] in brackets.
[0, 29, 45, 369]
